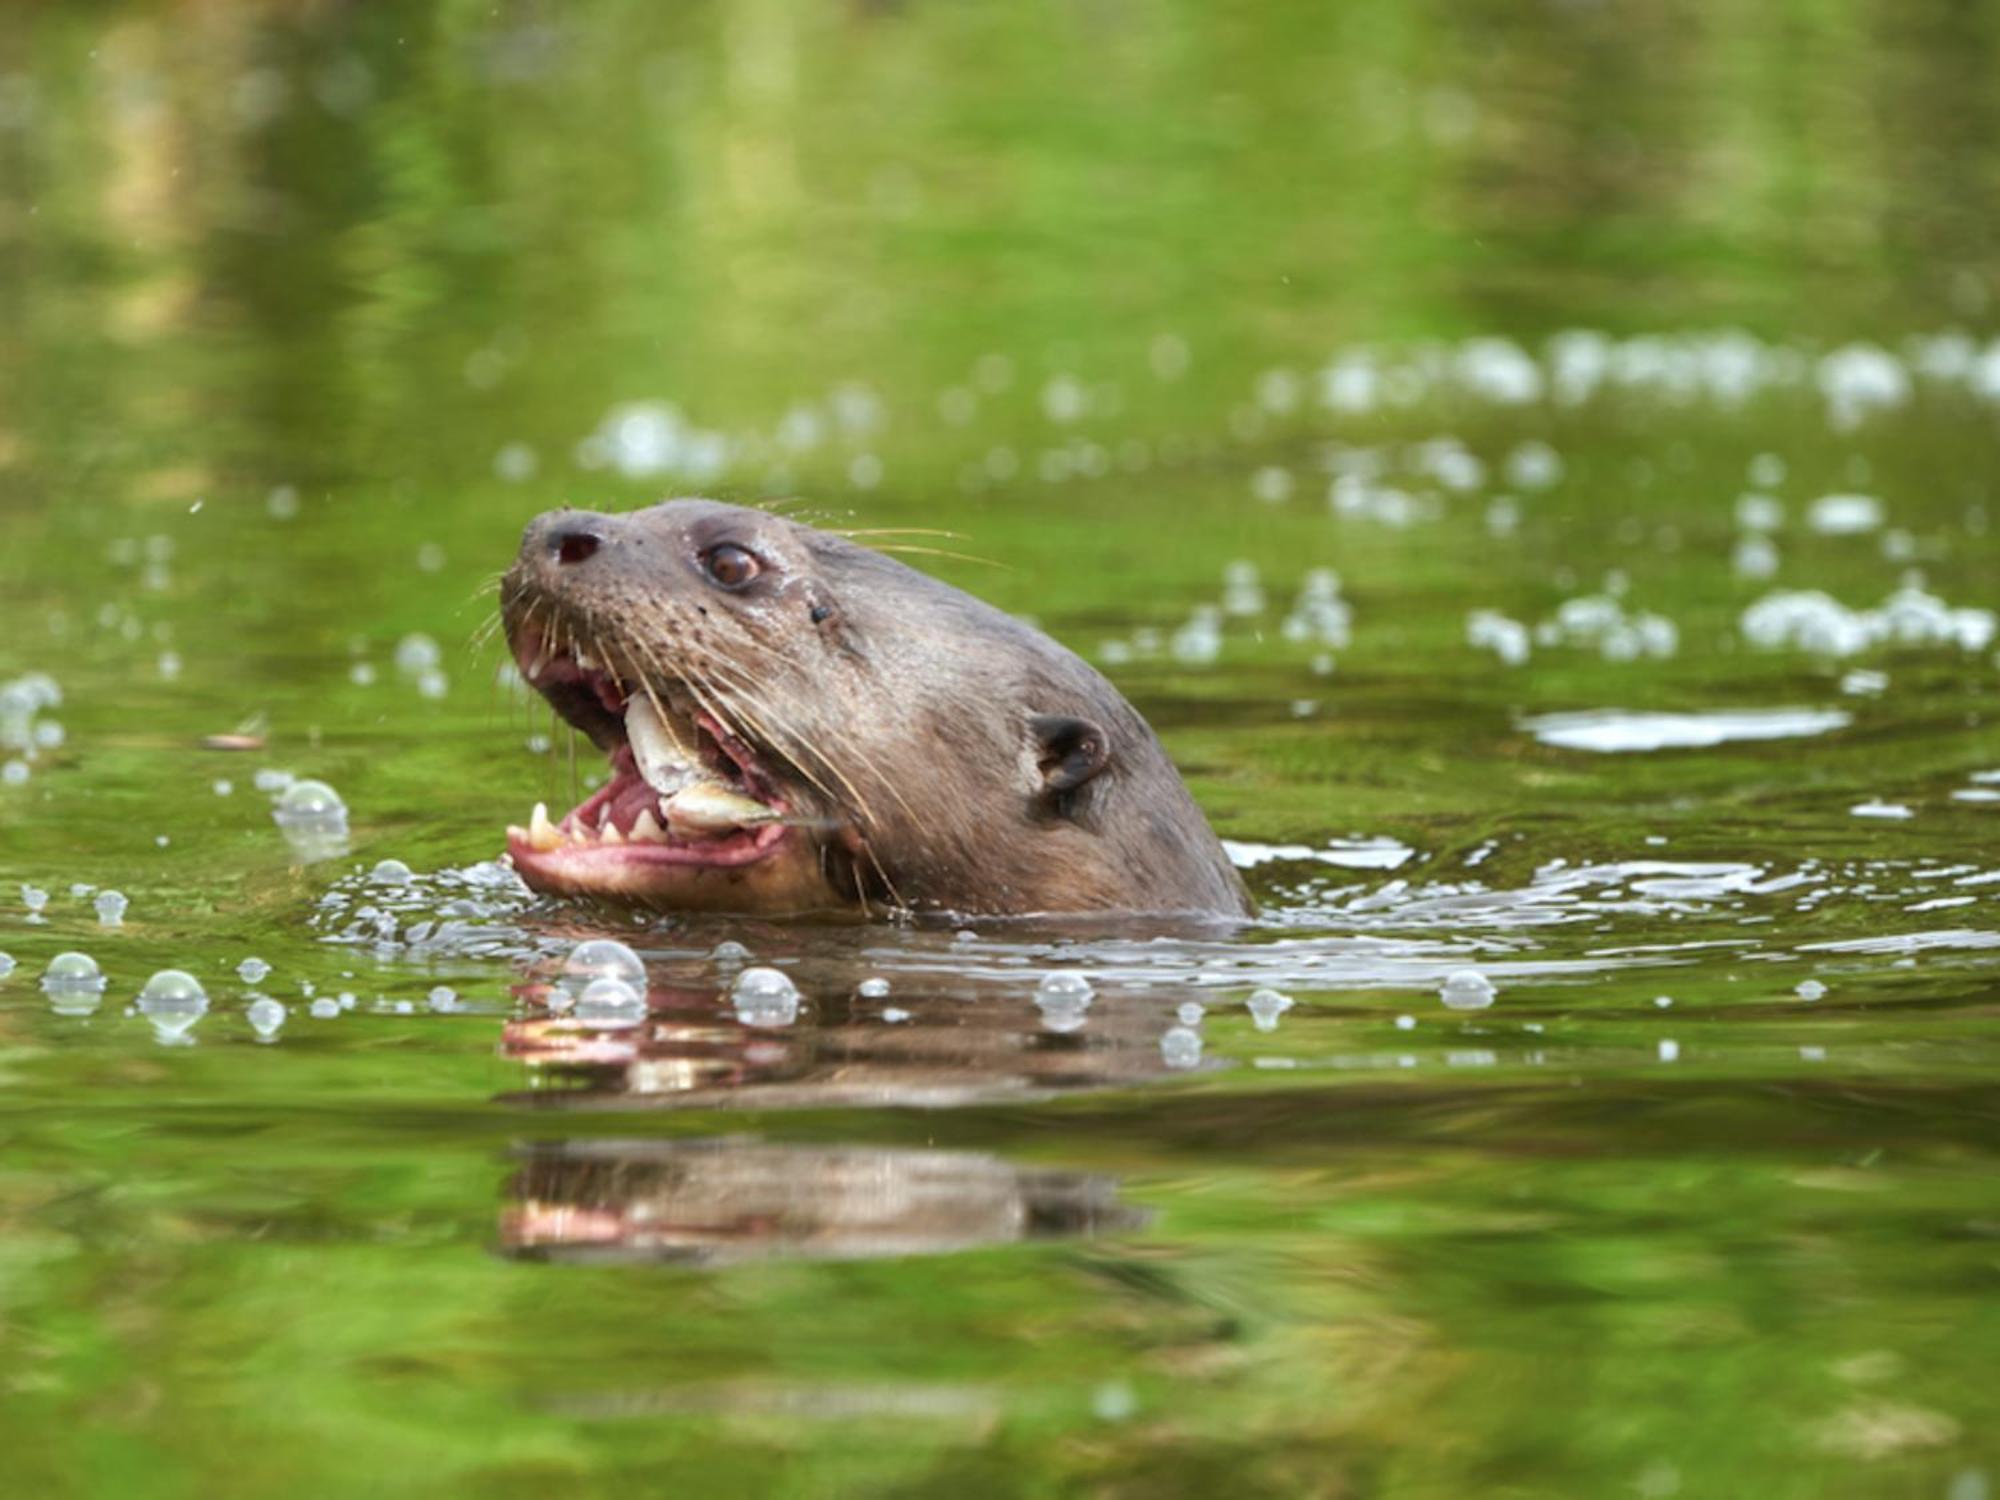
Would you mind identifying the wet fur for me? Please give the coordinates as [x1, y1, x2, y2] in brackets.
[501, 500, 1252, 919]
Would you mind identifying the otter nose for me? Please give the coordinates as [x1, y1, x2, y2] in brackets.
[554, 526, 601, 566]
[525, 510, 613, 569]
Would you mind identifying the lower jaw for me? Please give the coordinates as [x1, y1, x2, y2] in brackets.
[505, 826, 839, 911]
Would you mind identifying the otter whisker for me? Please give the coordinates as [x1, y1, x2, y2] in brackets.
[863, 544, 1007, 570]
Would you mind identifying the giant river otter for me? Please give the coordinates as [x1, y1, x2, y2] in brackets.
[499, 501, 1251, 919]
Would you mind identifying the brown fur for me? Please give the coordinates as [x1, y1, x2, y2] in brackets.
[500, 500, 1252, 919]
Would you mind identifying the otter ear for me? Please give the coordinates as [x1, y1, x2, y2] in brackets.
[1030, 714, 1110, 796]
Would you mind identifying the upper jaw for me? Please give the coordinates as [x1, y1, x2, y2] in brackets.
[503, 616, 826, 893]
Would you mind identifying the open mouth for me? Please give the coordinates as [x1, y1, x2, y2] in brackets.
[505, 643, 792, 884]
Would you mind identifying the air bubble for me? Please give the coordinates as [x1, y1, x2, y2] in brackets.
[137, 969, 209, 1044]
[575, 977, 646, 1026]
[563, 939, 646, 990]
[1439, 969, 1497, 1010]
[1247, 988, 1294, 1031]
[1160, 1026, 1204, 1070]
[246, 997, 287, 1040]
[730, 966, 801, 1027]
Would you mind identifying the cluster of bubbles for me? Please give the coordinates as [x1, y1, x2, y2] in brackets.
[1317, 436, 1560, 532]
[0, 672, 63, 786]
[391, 632, 449, 701]
[1295, 330, 2000, 431]
[1099, 563, 1348, 672]
[15, 945, 488, 1039]
[15, 882, 129, 926]
[314, 858, 540, 961]
[1470, 584, 1676, 667]
[548, 938, 650, 1025]
[1741, 582, 1997, 658]
[575, 384, 886, 492]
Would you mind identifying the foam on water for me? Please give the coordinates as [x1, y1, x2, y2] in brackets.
[1523, 708, 1850, 753]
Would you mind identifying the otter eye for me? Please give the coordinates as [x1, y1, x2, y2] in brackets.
[702, 543, 761, 589]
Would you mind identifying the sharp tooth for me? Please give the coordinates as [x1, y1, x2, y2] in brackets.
[575, 649, 598, 672]
[631, 807, 667, 843]
[600, 822, 624, 845]
[507, 824, 526, 843]
[529, 802, 560, 850]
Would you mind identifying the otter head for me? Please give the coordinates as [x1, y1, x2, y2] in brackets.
[499, 500, 1250, 919]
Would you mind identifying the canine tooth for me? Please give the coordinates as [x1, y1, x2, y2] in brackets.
[529, 802, 560, 851]
[575, 649, 598, 672]
[631, 807, 667, 843]
[665, 783, 784, 837]
[599, 822, 624, 845]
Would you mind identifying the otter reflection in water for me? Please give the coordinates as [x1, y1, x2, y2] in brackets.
[500, 1139, 1149, 1267]
[497, 500, 1250, 918]
[495, 963, 1193, 1264]
[498, 972, 1204, 1112]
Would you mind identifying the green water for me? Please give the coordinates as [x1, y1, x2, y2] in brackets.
[3, 2, 1998, 1496]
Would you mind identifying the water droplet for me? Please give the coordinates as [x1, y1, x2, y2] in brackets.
[427, 985, 458, 1013]
[369, 859, 414, 886]
[1176, 1001, 1206, 1026]
[857, 977, 890, 998]
[711, 940, 751, 965]
[309, 997, 340, 1019]
[0, 952, 13, 981]
[21, 884, 47, 913]
[237, 957, 271, 984]
[246, 997, 287, 1040]
[1795, 979, 1827, 1001]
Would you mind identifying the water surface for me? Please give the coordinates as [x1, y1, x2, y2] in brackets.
[2, 2, 1997, 1496]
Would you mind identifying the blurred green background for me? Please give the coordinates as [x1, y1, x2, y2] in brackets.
[1, 2, 1998, 1497]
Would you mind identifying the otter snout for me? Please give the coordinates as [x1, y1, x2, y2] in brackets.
[520, 508, 620, 577]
